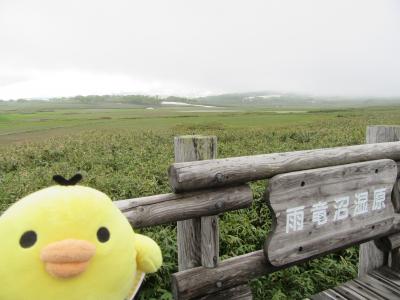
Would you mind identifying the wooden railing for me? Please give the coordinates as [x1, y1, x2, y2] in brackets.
[114, 125, 400, 300]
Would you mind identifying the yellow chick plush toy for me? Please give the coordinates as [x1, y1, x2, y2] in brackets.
[0, 174, 162, 300]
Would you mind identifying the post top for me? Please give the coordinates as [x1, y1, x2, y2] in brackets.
[367, 125, 400, 128]
[175, 135, 217, 140]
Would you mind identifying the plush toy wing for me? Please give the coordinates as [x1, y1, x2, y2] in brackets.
[126, 234, 162, 300]
[127, 271, 145, 300]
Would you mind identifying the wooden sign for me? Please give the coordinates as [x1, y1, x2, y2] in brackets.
[264, 159, 398, 267]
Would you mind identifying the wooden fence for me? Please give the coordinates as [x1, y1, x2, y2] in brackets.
[114, 125, 400, 300]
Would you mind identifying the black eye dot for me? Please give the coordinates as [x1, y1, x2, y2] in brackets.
[20, 231, 37, 248]
[97, 227, 110, 243]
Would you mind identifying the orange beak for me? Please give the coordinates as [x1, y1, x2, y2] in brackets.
[40, 239, 96, 279]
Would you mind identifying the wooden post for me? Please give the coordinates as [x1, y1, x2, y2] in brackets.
[174, 136, 253, 299]
[391, 249, 400, 272]
[358, 125, 400, 276]
[201, 216, 219, 267]
[174, 136, 218, 270]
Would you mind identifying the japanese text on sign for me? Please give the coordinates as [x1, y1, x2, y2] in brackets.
[286, 188, 386, 233]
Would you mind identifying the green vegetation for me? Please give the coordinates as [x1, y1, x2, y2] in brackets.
[0, 101, 338, 145]
[1, 103, 400, 299]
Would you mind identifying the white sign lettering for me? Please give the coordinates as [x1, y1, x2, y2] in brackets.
[354, 191, 369, 216]
[372, 188, 386, 211]
[334, 196, 350, 221]
[311, 201, 328, 225]
[286, 206, 305, 233]
[285, 188, 388, 234]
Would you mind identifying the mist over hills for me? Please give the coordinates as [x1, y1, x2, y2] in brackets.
[1, 92, 400, 108]
[195, 92, 400, 107]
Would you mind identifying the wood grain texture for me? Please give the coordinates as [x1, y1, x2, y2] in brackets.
[195, 284, 252, 300]
[177, 218, 201, 270]
[172, 250, 279, 300]
[373, 266, 400, 284]
[174, 135, 217, 271]
[370, 267, 400, 288]
[264, 159, 397, 267]
[114, 185, 252, 228]
[168, 141, 400, 192]
[391, 177, 400, 271]
[376, 232, 400, 251]
[334, 280, 384, 299]
[312, 266, 400, 299]
[172, 233, 400, 299]
[354, 274, 400, 298]
[174, 135, 217, 162]
[201, 215, 219, 268]
[358, 242, 388, 278]
[310, 289, 348, 300]
[393, 174, 400, 213]
[366, 125, 400, 144]
[359, 126, 400, 277]
[391, 248, 400, 272]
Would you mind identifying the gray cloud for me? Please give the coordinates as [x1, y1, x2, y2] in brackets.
[0, 0, 399, 99]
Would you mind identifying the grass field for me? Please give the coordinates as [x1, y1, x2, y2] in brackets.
[0, 105, 320, 144]
[1, 103, 400, 299]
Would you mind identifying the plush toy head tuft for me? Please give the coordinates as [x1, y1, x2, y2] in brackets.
[52, 173, 83, 186]
[0, 177, 162, 300]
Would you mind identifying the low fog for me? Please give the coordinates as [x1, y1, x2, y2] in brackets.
[0, 0, 399, 99]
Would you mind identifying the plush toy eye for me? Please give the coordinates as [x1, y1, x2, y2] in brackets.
[20, 231, 37, 248]
[97, 227, 110, 243]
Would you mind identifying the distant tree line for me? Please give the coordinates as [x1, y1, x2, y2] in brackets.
[0, 95, 194, 106]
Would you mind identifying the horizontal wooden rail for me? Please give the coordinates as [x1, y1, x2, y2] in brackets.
[196, 284, 252, 300]
[171, 250, 279, 300]
[168, 141, 400, 192]
[114, 185, 252, 228]
[172, 221, 400, 300]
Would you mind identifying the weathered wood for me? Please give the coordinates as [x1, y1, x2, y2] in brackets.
[375, 232, 400, 251]
[114, 185, 252, 228]
[314, 267, 400, 300]
[175, 135, 218, 271]
[374, 266, 400, 282]
[370, 267, 400, 288]
[354, 275, 400, 298]
[264, 159, 397, 267]
[358, 243, 387, 278]
[366, 125, 400, 144]
[168, 140, 400, 192]
[389, 168, 400, 269]
[311, 289, 348, 300]
[335, 280, 384, 299]
[195, 284, 252, 300]
[391, 248, 400, 272]
[333, 284, 366, 300]
[172, 216, 399, 299]
[359, 126, 400, 277]
[201, 216, 219, 268]
[393, 173, 400, 212]
[172, 250, 278, 300]
[177, 219, 201, 270]
[174, 135, 217, 162]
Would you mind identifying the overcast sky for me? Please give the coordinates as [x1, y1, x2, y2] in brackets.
[0, 0, 399, 100]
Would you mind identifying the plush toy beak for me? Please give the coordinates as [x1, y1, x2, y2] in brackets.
[40, 239, 96, 279]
